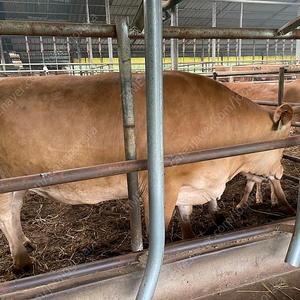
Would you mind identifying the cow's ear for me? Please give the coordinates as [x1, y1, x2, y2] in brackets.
[273, 104, 293, 129]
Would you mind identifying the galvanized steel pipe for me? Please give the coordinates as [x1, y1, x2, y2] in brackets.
[2, 21, 300, 40]
[116, 16, 143, 253]
[0, 21, 116, 37]
[0, 136, 299, 195]
[136, 0, 165, 298]
[156, 27, 300, 40]
[285, 181, 300, 267]
[278, 67, 285, 106]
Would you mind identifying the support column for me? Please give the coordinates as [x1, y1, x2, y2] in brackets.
[76, 38, 82, 76]
[212, 1, 217, 71]
[296, 6, 300, 66]
[86, 0, 94, 74]
[0, 36, 6, 72]
[170, 5, 178, 70]
[105, 0, 114, 72]
[116, 16, 143, 253]
[252, 39, 256, 65]
[278, 67, 285, 106]
[238, 2, 243, 65]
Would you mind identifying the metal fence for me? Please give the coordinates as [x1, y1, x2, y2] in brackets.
[1, 14, 300, 299]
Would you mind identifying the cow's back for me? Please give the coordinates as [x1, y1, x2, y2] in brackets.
[0, 72, 291, 203]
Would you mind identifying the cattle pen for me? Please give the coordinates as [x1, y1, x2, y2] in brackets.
[1, 1, 300, 300]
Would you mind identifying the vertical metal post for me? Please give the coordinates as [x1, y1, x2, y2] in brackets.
[25, 36, 32, 75]
[252, 39, 256, 65]
[40, 36, 45, 65]
[238, 2, 243, 64]
[278, 67, 285, 106]
[282, 39, 286, 64]
[67, 37, 71, 74]
[213, 71, 217, 80]
[170, 5, 178, 70]
[105, 0, 114, 72]
[182, 38, 185, 69]
[212, 1, 217, 71]
[291, 39, 294, 64]
[227, 39, 230, 63]
[76, 38, 82, 76]
[193, 38, 196, 72]
[201, 39, 204, 71]
[136, 0, 164, 298]
[86, 0, 94, 74]
[98, 38, 103, 73]
[0, 36, 6, 72]
[296, 6, 300, 66]
[285, 176, 300, 267]
[275, 39, 278, 63]
[266, 39, 269, 62]
[115, 16, 143, 254]
[235, 39, 238, 64]
[53, 37, 58, 73]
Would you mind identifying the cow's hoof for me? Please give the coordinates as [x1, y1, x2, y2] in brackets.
[12, 263, 33, 275]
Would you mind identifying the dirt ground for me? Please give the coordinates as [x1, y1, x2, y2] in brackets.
[0, 144, 299, 283]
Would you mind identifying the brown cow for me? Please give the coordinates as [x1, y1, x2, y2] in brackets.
[0, 71, 296, 273]
[224, 79, 300, 103]
[223, 79, 300, 209]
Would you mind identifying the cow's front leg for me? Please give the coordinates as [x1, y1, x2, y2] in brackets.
[176, 205, 195, 239]
[0, 192, 32, 274]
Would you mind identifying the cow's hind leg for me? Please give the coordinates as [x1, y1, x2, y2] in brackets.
[176, 205, 195, 239]
[270, 182, 279, 206]
[270, 179, 295, 216]
[0, 192, 32, 274]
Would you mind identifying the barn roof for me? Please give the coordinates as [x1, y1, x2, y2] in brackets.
[0, 0, 299, 64]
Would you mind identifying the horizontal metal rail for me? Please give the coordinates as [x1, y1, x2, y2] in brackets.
[283, 154, 300, 163]
[282, 174, 299, 183]
[0, 21, 117, 37]
[209, 67, 300, 78]
[2, 21, 300, 39]
[0, 136, 298, 194]
[253, 101, 300, 107]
